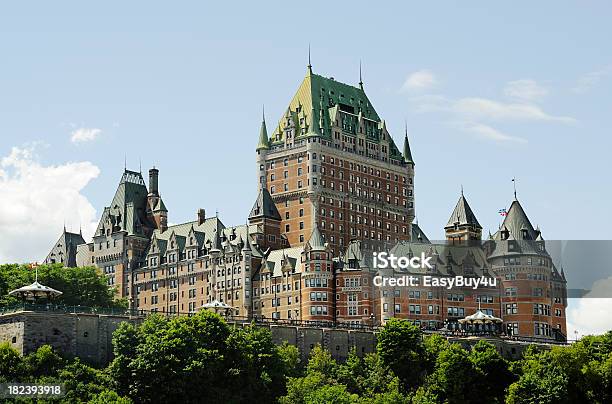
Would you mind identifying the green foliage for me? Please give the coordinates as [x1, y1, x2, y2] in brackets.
[225, 324, 287, 401]
[306, 345, 339, 381]
[426, 343, 479, 404]
[0, 263, 124, 308]
[22, 344, 65, 378]
[88, 389, 133, 404]
[0, 342, 24, 381]
[468, 340, 515, 403]
[376, 318, 425, 391]
[278, 341, 302, 378]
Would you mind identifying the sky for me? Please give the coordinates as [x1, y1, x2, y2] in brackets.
[0, 2, 610, 335]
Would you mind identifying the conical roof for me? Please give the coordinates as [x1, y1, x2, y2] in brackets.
[496, 200, 537, 240]
[9, 281, 63, 301]
[256, 114, 270, 151]
[306, 225, 326, 251]
[445, 193, 481, 229]
[403, 131, 414, 165]
[249, 188, 281, 221]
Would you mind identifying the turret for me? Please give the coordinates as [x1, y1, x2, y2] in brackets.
[444, 189, 482, 243]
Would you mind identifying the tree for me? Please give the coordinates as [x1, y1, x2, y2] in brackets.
[376, 319, 425, 391]
[22, 344, 65, 379]
[306, 345, 339, 381]
[278, 342, 302, 378]
[426, 343, 479, 404]
[88, 390, 133, 404]
[506, 363, 569, 404]
[0, 342, 24, 382]
[225, 324, 287, 402]
[468, 340, 514, 403]
[121, 311, 231, 403]
[0, 264, 124, 308]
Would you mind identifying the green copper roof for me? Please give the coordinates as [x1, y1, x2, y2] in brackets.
[267, 69, 403, 160]
[403, 131, 414, 164]
[272, 71, 380, 139]
[256, 114, 270, 151]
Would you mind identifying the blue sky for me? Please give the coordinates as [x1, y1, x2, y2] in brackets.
[1, 1, 611, 253]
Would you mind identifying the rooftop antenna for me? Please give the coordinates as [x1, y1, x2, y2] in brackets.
[512, 177, 517, 200]
[461, 184, 464, 196]
[139, 158, 142, 174]
[359, 60, 363, 89]
[307, 44, 312, 74]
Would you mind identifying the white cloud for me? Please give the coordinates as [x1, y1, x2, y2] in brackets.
[462, 123, 528, 144]
[572, 66, 612, 94]
[503, 79, 548, 102]
[454, 97, 575, 123]
[401, 70, 437, 92]
[70, 127, 102, 143]
[409, 95, 574, 123]
[567, 276, 612, 337]
[0, 145, 100, 263]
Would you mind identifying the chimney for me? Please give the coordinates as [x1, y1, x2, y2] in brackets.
[197, 208, 206, 225]
[149, 167, 159, 195]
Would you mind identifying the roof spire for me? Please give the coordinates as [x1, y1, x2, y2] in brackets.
[403, 121, 414, 165]
[359, 60, 363, 89]
[256, 107, 270, 151]
[319, 91, 326, 132]
[124, 154, 127, 172]
[307, 44, 312, 74]
[512, 177, 517, 200]
[461, 184, 464, 196]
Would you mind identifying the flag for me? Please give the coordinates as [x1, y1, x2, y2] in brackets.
[498, 209, 507, 216]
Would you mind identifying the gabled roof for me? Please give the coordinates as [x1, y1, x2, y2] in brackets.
[249, 188, 281, 221]
[44, 229, 85, 267]
[445, 193, 481, 229]
[94, 170, 151, 238]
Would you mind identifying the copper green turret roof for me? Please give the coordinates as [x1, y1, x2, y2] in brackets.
[256, 112, 270, 151]
[403, 127, 414, 165]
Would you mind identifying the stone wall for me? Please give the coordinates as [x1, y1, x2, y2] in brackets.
[0, 311, 551, 367]
[0, 311, 142, 366]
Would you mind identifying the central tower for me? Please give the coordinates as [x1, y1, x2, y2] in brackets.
[256, 65, 415, 255]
